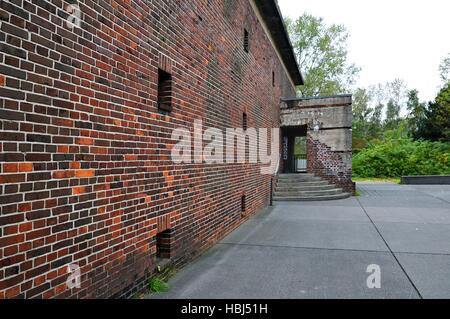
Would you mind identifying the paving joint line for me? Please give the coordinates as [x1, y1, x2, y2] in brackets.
[218, 242, 389, 254]
[419, 191, 450, 205]
[356, 197, 423, 299]
[219, 242, 450, 258]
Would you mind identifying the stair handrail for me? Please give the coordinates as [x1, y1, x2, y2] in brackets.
[274, 153, 281, 177]
[270, 154, 282, 206]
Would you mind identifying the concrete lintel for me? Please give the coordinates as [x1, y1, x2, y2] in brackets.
[281, 105, 353, 128]
[282, 95, 352, 109]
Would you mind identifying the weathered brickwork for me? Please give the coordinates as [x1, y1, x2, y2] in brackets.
[0, 0, 296, 298]
[307, 135, 355, 194]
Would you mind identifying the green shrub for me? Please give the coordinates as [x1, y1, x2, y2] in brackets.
[148, 277, 169, 293]
[353, 137, 450, 178]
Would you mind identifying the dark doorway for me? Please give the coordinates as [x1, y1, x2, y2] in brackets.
[282, 126, 307, 173]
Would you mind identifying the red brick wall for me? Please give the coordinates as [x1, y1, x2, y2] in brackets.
[0, 0, 295, 298]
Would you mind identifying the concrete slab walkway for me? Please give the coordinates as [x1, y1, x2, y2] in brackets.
[148, 183, 450, 299]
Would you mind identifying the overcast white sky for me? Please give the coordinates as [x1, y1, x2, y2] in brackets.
[278, 0, 450, 102]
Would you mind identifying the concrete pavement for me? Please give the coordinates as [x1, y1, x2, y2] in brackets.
[148, 183, 450, 299]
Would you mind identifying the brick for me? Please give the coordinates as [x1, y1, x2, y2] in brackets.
[57, 145, 69, 153]
[0, 274, 24, 291]
[0, 109, 24, 120]
[3, 163, 18, 173]
[0, 64, 26, 79]
[27, 134, 51, 143]
[70, 162, 81, 169]
[3, 225, 18, 235]
[27, 246, 51, 259]
[1, 22, 28, 39]
[18, 163, 33, 172]
[75, 170, 95, 178]
[72, 186, 86, 195]
[5, 286, 21, 299]
[19, 222, 33, 232]
[25, 153, 51, 162]
[26, 210, 50, 221]
[52, 170, 75, 179]
[0, 234, 24, 248]
[50, 256, 72, 269]
[0, 87, 25, 100]
[0, 214, 24, 226]
[76, 137, 93, 145]
[0, 153, 24, 162]
[0, 132, 24, 141]
[0, 174, 25, 184]
[18, 204, 32, 212]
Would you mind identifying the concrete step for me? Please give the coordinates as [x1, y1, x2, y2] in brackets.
[275, 184, 336, 192]
[277, 176, 323, 182]
[274, 189, 344, 197]
[275, 173, 350, 201]
[278, 174, 318, 180]
[278, 174, 315, 177]
[273, 193, 352, 202]
[276, 181, 330, 187]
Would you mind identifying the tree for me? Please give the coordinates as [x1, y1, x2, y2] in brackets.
[439, 53, 450, 84]
[352, 88, 387, 150]
[386, 79, 407, 109]
[384, 99, 400, 128]
[368, 103, 384, 137]
[383, 79, 407, 130]
[369, 83, 387, 107]
[406, 89, 426, 139]
[431, 82, 450, 140]
[353, 88, 372, 123]
[416, 83, 450, 141]
[285, 14, 360, 96]
[352, 88, 373, 151]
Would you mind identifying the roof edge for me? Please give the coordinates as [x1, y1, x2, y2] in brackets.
[253, 0, 304, 86]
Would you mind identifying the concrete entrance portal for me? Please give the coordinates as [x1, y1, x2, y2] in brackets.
[280, 95, 355, 194]
[282, 125, 307, 174]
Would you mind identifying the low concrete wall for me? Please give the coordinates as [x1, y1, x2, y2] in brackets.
[401, 176, 450, 185]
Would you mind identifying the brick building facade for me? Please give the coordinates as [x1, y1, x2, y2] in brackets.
[0, 0, 302, 298]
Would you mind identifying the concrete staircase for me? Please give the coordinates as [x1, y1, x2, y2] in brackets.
[274, 173, 351, 201]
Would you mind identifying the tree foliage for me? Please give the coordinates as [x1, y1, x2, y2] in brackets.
[285, 14, 360, 96]
[415, 83, 450, 141]
[353, 83, 450, 178]
[353, 132, 450, 178]
[439, 53, 450, 84]
[352, 79, 409, 150]
[384, 79, 407, 129]
[352, 88, 376, 151]
[406, 89, 426, 139]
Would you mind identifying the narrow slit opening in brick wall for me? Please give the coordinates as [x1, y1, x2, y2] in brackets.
[156, 229, 172, 261]
[244, 28, 249, 52]
[157, 69, 173, 113]
[243, 112, 248, 131]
